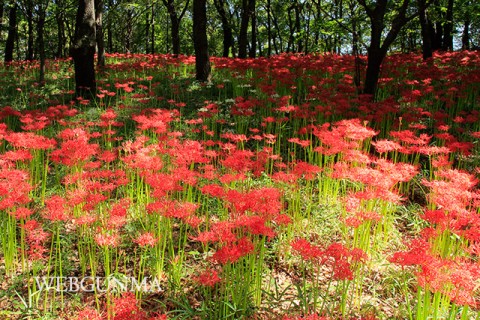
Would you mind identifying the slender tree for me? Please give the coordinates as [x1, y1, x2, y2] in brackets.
[36, 1, 49, 83]
[0, 1, 4, 40]
[55, 0, 67, 58]
[71, 0, 97, 97]
[248, 0, 256, 57]
[418, 0, 433, 60]
[214, 0, 234, 57]
[193, 0, 210, 81]
[238, 0, 249, 58]
[4, 0, 16, 63]
[461, 2, 471, 50]
[95, 0, 105, 67]
[442, 0, 454, 50]
[162, 0, 190, 56]
[358, 0, 417, 96]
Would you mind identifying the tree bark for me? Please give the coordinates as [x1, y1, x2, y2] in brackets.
[193, 0, 210, 81]
[56, 0, 66, 58]
[266, 0, 271, 56]
[238, 0, 249, 58]
[107, 0, 113, 52]
[162, 0, 190, 56]
[442, 0, 454, 50]
[287, 5, 294, 52]
[4, 1, 16, 63]
[71, 0, 96, 98]
[95, 0, 105, 68]
[295, 2, 303, 52]
[358, 0, 414, 97]
[151, 3, 155, 53]
[214, 0, 234, 57]
[0, 1, 4, 40]
[418, 0, 432, 60]
[248, 0, 256, 58]
[37, 3, 48, 83]
[462, 12, 470, 50]
[26, 3, 34, 60]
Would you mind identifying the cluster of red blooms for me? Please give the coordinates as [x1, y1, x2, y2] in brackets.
[390, 238, 480, 307]
[291, 238, 368, 281]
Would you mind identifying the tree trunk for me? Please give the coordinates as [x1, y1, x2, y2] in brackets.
[4, 1, 16, 63]
[272, 12, 282, 53]
[107, 0, 113, 52]
[287, 6, 294, 52]
[193, 0, 210, 81]
[37, 5, 47, 83]
[56, 0, 66, 58]
[124, 9, 133, 53]
[295, 2, 303, 52]
[462, 14, 470, 50]
[171, 17, 180, 56]
[146, 10, 150, 54]
[0, 1, 5, 40]
[71, 0, 96, 98]
[214, 0, 233, 57]
[359, 0, 412, 97]
[364, 46, 386, 96]
[248, 0, 256, 58]
[266, 0, 271, 56]
[238, 0, 249, 58]
[95, 0, 105, 68]
[442, 0, 454, 50]
[26, 4, 34, 60]
[418, 0, 432, 60]
[151, 3, 155, 54]
[162, 0, 190, 57]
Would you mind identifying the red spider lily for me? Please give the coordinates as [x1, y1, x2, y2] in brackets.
[170, 139, 208, 166]
[389, 238, 432, 267]
[132, 108, 178, 134]
[11, 207, 33, 219]
[416, 257, 480, 308]
[195, 268, 222, 287]
[291, 238, 323, 261]
[292, 239, 367, 280]
[225, 187, 283, 217]
[111, 292, 147, 320]
[192, 221, 237, 244]
[145, 173, 182, 198]
[50, 128, 99, 166]
[292, 161, 322, 180]
[200, 184, 225, 198]
[133, 232, 158, 247]
[106, 198, 130, 229]
[76, 307, 102, 320]
[43, 195, 70, 222]
[23, 220, 50, 260]
[282, 314, 330, 320]
[221, 149, 255, 173]
[0, 168, 32, 210]
[422, 168, 478, 214]
[235, 215, 276, 238]
[95, 232, 120, 248]
[19, 113, 50, 131]
[0, 149, 33, 162]
[122, 143, 164, 173]
[389, 129, 431, 146]
[270, 171, 299, 184]
[212, 237, 255, 265]
[4, 131, 57, 150]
